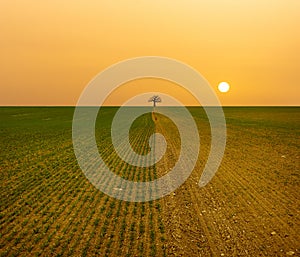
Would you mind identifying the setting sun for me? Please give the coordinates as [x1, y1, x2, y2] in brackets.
[218, 82, 230, 93]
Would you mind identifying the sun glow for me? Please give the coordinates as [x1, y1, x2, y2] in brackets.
[218, 82, 230, 93]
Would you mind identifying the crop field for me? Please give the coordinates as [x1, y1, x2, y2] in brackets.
[0, 106, 299, 256]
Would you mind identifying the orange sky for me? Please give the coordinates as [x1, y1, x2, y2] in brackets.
[0, 0, 299, 106]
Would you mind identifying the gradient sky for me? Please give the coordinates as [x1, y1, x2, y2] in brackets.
[0, 0, 299, 106]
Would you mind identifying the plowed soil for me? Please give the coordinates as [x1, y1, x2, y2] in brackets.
[156, 107, 299, 256]
[0, 107, 299, 256]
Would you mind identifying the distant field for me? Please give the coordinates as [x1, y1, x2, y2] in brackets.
[0, 107, 299, 256]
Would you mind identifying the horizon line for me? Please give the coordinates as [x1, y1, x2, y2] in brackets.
[0, 105, 299, 108]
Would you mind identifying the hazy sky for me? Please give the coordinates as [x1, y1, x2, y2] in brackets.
[0, 0, 299, 106]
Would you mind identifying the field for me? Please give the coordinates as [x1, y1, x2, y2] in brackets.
[0, 106, 299, 256]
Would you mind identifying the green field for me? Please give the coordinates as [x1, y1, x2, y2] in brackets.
[0, 107, 299, 256]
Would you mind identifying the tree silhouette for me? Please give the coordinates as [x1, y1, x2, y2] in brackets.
[148, 95, 162, 107]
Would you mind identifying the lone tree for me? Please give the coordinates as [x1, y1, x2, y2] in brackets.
[148, 95, 162, 107]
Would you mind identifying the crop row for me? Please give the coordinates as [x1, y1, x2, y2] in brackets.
[0, 108, 166, 257]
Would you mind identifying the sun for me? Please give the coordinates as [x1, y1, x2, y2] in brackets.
[218, 82, 230, 93]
